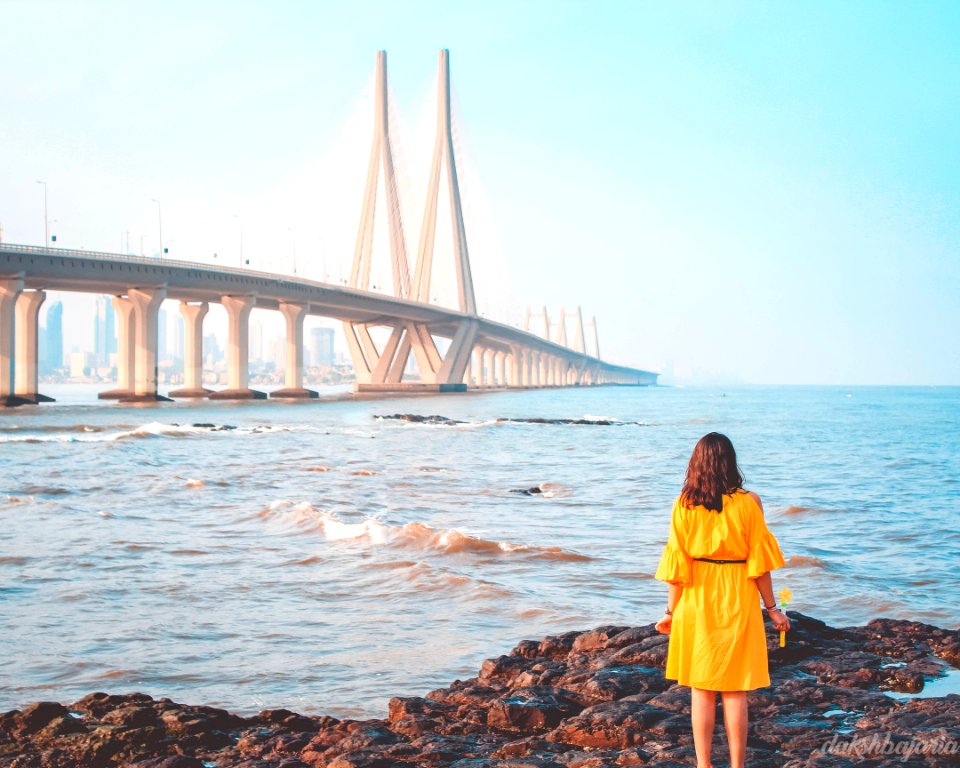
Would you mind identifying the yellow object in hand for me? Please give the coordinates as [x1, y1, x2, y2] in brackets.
[777, 587, 792, 647]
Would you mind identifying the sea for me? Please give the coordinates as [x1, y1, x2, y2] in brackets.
[1, 384, 958, 718]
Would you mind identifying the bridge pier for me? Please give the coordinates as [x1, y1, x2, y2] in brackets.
[271, 302, 317, 399]
[169, 302, 211, 398]
[99, 296, 135, 399]
[127, 286, 171, 402]
[210, 294, 266, 400]
[0, 275, 24, 406]
[484, 348, 495, 387]
[471, 347, 483, 387]
[14, 290, 53, 404]
[495, 350, 506, 388]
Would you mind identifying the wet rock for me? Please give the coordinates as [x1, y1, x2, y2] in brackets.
[2, 614, 959, 767]
[128, 757, 207, 768]
[487, 687, 584, 733]
[549, 698, 686, 749]
[511, 486, 546, 496]
[11, 702, 73, 735]
[376, 414, 466, 425]
[257, 708, 326, 733]
[570, 626, 630, 653]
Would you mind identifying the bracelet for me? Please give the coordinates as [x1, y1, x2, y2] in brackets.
[764, 604, 778, 612]
[664, 606, 673, 616]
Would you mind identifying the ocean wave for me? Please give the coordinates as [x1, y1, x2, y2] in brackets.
[259, 501, 593, 562]
[783, 554, 828, 570]
[0, 421, 319, 444]
[0, 423, 128, 434]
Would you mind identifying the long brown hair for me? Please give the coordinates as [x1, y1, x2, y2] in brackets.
[680, 432, 745, 512]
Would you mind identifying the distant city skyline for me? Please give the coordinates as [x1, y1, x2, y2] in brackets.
[37, 293, 342, 376]
[3, 1, 959, 384]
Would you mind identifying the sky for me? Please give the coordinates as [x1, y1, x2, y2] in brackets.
[1, 0, 958, 385]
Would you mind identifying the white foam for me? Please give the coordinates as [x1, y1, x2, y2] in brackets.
[259, 501, 592, 562]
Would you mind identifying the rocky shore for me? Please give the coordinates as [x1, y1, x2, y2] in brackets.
[2, 613, 958, 767]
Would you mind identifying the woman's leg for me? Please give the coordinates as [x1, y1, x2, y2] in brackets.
[691, 687, 717, 768]
[720, 691, 748, 768]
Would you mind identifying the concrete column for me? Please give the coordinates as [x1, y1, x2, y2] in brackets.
[128, 286, 168, 400]
[0, 275, 24, 404]
[169, 302, 210, 398]
[100, 296, 136, 398]
[522, 349, 532, 386]
[510, 348, 521, 386]
[531, 352, 541, 386]
[272, 302, 318, 398]
[496, 351, 506, 388]
[14, 290, 51, 403]
[210, 294, 265, 399]
[472, 347, 483, 386]
[484, 348, 495, 386]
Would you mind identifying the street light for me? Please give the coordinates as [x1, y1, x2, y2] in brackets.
[151, 198, 163, 257]
[35, 180, 48, 245]
[233, 214, 245, 267]
[288, 227, 297, 275]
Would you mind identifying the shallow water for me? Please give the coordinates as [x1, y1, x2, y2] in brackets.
[1, 384, 958, 717]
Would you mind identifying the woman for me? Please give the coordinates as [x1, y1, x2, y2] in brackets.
[654, 433, 790, 768]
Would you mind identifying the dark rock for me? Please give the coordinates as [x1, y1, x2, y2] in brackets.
[547, 699, 677, 749]
[376, 414, 466, 425]
[511, 486, 545, 496]
[3, 613, 958, 768]
[570, 626, 630, 653]
[487, 687, 584, 733]
[128, 757, 207, 768]
[15, 702, 72, 734]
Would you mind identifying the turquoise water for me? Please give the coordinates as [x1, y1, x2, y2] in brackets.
[1, 384, 957, 717]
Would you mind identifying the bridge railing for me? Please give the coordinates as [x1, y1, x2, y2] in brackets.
[0, 242, 290, 281]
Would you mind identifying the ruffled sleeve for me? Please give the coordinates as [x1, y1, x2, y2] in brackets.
[745, 495, 786, 578]
[654, 499, 693, 586]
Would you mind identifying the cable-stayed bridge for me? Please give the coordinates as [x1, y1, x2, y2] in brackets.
[0, 50, 657, 405]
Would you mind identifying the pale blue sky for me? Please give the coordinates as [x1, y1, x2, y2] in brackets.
[1, 1, 958, 384]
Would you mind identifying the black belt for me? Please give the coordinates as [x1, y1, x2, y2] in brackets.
[693, 557, 746, 564]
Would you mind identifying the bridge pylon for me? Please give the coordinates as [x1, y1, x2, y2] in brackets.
[413, 49, 477, 317]
[347, 49, 480, 392]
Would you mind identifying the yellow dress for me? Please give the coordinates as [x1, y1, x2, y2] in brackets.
[654, 490, 785, 691]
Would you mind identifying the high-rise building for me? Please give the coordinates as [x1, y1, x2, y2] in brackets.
[93, 295, 116, 368]
[41, 300, 64, 374]
[309, 327, 335, 367]
[250, 319, 264, 363]
[157, 308, 168, 360]
[174, 316, 184, 362]
[203, 332, 222, 367]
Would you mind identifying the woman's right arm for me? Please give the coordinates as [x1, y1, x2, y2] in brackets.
[754, 571, 790, 632]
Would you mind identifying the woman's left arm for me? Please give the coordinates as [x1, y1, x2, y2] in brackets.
[655, 583, 684, 634]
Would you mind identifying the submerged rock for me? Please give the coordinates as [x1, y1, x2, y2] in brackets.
[2, 614, 958, 767]
[376, 414, 467, 425]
